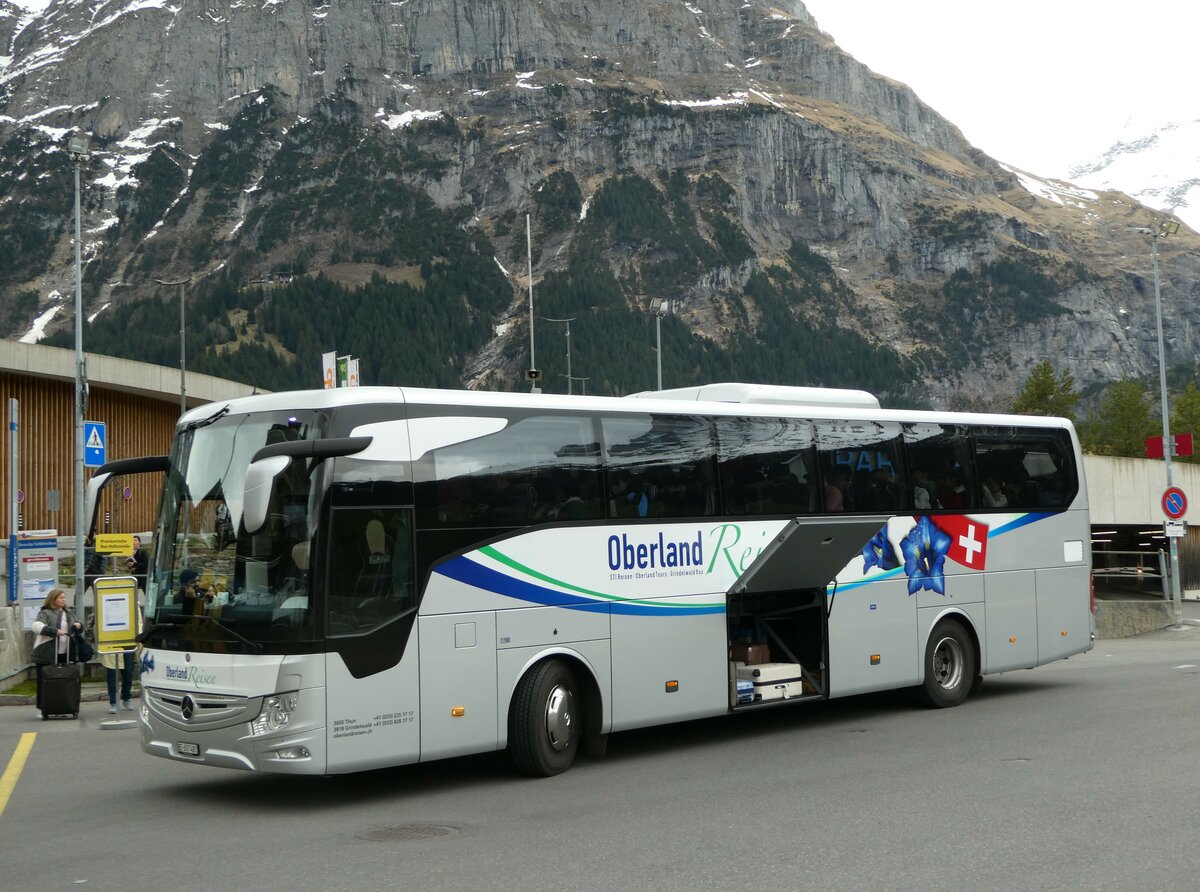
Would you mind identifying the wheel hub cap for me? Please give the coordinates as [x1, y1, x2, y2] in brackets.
[544, 684, 574, 752]
[933, 636, 964, 690]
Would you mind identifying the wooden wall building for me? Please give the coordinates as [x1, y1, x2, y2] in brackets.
[0, 341, 259, 538]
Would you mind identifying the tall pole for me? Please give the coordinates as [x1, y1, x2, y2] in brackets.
[650, 298, 670, 391]
[72, 151, 86, 617]
[527, 213, 537, 392]
[1150, 230, 1183, 628]
[542, 316, 576, 395]
[655, 314, 663, 391]
[179, 282, 186, 413]
[156, 277, 190, 414]
[8, 399, 18, 604]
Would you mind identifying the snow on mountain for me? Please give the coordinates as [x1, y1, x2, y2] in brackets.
[1068, 116, 1200, 234]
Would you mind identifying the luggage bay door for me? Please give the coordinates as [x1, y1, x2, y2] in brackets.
[727, 516, 890, 705]
[729, 516, 890, 598]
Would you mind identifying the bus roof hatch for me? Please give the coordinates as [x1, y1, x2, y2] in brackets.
[629, 382, 881, 410]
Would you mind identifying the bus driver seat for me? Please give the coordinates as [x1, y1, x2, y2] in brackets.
[353, 520, 394, 623]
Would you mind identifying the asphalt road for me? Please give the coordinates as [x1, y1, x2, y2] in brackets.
[2, 624, 1198, 892]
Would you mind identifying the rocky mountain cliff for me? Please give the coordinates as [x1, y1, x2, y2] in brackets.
[1, 0, 1197, 408]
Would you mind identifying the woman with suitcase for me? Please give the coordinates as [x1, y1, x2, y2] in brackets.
[31, 588, 84, 719]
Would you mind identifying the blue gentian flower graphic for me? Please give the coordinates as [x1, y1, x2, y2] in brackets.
[900, 516, 952, 595]
[862, 525, 900, 573]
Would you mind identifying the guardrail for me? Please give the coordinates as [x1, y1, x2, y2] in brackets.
[1093, 549, 1168, 597]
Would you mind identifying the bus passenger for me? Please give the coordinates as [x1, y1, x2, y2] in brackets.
[913, 469, 935, 510]
[175, 569, 214, 616]
[823, 477, 844, 511]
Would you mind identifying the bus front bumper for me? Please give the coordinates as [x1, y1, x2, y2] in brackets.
[139, 687, 326, 774]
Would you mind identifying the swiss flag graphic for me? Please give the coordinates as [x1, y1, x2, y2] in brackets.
[931, 516, 989, 570]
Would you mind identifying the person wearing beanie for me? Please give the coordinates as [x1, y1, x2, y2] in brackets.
[174, 568, 213, 616]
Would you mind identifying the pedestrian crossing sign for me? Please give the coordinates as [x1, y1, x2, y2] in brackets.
[84, 420, 106, 467]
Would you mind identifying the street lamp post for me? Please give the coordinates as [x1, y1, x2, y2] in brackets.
[526, 214, 540, 392]
[155, 277, 191, 414]
[650, 298, 671, 391]
[1137, 220, 1183, 628]
[67, 135, 89, 616]
[541, 316, 576, 394]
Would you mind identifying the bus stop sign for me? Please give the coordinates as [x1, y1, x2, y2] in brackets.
[1162, 486, 1187, 520]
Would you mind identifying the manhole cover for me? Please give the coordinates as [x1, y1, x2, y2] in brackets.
[356, 824, 461, 842]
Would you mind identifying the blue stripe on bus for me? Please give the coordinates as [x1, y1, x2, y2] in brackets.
[434, 556, 726, 616]
[989, 512, 1053, 537]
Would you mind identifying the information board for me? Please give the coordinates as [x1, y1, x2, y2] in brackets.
[16, 529, 58, 628]
[94, 576, 140, 653]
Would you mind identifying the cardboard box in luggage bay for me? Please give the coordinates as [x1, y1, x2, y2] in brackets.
[736, 662, 818, 701]
[729, 642, 770, 665]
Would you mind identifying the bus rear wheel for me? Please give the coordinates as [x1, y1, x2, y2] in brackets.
[918, 619, 976, 708]
[508, 659, 579, 777]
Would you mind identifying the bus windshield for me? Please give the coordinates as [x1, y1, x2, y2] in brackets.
[145, 409, 326, 652]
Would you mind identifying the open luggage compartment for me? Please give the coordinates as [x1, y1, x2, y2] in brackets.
[724, 514, 892, 709]
[728, 587, 825, 707]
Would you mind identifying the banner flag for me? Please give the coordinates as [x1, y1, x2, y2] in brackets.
[321, 351, 336, 389]
[348, 357, 360, 387]
[336, 355, 350, 387]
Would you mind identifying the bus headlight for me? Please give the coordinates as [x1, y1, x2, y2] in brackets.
[251, 692, 299, 737]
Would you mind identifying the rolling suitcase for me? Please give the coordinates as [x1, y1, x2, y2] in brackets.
[41, 638, 82, 720]
[736, 662, 808, 702]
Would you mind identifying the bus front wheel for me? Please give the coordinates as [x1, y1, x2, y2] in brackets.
[508, 659, 579, 777]
[918, 619, 976, 708]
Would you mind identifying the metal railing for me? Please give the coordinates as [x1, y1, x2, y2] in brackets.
[1092, 549, 1168, 597]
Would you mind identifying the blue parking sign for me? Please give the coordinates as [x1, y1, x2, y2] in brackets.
[84, 421, 106, 467]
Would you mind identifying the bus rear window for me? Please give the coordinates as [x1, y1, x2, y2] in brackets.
[974, 427, 1076, 511]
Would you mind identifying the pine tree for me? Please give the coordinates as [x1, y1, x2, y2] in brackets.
[1081, 380, 1153, 457]
[1170, 382, 1200, 464]
[1012, 360, 1080, 421]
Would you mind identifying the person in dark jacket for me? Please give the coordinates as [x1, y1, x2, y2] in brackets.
[83, 536, 106, 590]
[174, 568, 213, 616]
[31, 589, 83, 718]
[129, 535, 149, 590]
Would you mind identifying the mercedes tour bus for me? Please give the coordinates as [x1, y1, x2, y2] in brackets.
[86, 382, 1093, 776]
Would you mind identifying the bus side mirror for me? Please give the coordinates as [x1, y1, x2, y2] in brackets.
[243, 455, 292, 535]
[243, 435, 373, 534]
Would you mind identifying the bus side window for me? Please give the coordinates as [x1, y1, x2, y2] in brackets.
[816, 421, 909, 513]
[603, 414, 718, 520]
[327, 506, 415, 636]
[903, 423, 975, 511]
[414, 413, 603, 529]
[716, 416, 817, 517]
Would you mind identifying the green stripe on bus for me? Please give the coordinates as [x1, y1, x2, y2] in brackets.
[479, 545, 725, 609]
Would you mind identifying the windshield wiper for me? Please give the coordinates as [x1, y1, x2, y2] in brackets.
[141, 613, 263, 653]
[182, 404, 230, 433]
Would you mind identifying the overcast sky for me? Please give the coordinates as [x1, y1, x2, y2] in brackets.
[798, 1, 1200, 178]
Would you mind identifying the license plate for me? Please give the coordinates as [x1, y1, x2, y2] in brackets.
[177, 741, 200, 757]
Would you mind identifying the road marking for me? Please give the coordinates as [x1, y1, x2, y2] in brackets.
[0, 733, 36, 818]
[1176, 664, 1197, 669]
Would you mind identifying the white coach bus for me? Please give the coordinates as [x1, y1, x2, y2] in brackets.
[89, 383, 1093, 776]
